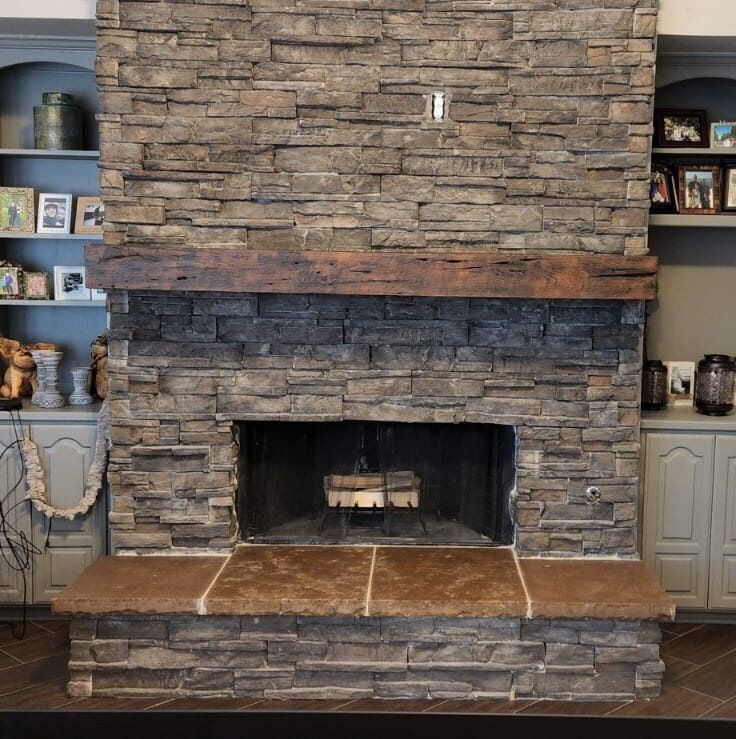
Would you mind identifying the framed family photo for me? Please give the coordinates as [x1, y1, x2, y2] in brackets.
[656, 109, 708, 148]
[23, 272, 50, 300]
[37, 193, 73, 234]
[0, 187, 34, 233]
[711, 122, 736, 149]
[650, 165, 678, 213]
[723, 166, 736, 211]
[664, 361, 696, 407]
[678, 165, 720, 214]
[0, 264, 22, 299]
[74, 196, 104, 234]
[54, 265, 90, 301]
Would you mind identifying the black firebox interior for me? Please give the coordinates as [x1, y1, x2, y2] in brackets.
[237, 421, 515, 546]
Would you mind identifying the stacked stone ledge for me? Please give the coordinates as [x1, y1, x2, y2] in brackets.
[67, 615, 664, 701]
[106, 292, 645, 557]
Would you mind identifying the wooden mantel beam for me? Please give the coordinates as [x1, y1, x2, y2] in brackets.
[86, 245, 657, 300]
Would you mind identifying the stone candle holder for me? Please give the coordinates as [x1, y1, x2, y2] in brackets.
[30, 350, 65, 408]
[69, 366, 94, 405]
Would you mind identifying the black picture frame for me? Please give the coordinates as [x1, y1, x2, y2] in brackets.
[655, 109, 709, 148]
[650, 164, 678, 213]
[722, 165, 736, 211]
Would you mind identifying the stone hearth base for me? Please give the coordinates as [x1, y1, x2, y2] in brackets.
[68, 615, 663, 701]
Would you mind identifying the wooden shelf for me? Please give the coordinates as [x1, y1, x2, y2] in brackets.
[16, 397, 102, 421]
[649, 214, 736, 228]
[0, 233, 102, 240]
[0, 148, 99, 160]
[0, 300, 105, 307]
[86, 245, 658, 300]
[652, 147, 736, 156]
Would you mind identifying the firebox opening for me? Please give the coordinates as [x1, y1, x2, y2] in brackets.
[237, 421, 515, 546]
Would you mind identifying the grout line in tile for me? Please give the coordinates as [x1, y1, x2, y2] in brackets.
[677, 685, 727, 712]
[144, 698, 177, 710]
[331, 698, 364, 711]
[604, 701, 633, 716]
[0, 648, 24, 668]
[423, 699, 450, 712]
[512, 549, 532, 619]
[31, 621, 56, 635]
[671, 644, 736, 678]
[237, 698, 267, 711]
[364, 546, 378, 617]
[197, 554, 232, 615]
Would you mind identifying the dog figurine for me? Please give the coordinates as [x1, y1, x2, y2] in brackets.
[0, 339, 58, 399]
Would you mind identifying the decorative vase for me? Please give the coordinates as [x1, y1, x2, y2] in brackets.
[30, 351, 66, 408]
[695, 354, 736, 416]
[30, 350, 48, 406]
[69, 367, 94, 405]
[641, 360, 668, 411]
[33, 92, 83, 150]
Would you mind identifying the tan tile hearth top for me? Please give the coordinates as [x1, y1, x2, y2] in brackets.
[52, 556, 228, 616]
[52, 546, 675, 622]
[519, 558, 676, 621]
[206, 546, 374, 616]
[370, 547, 527, 618]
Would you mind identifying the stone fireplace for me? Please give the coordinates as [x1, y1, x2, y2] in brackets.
[54, 0, 674, 702]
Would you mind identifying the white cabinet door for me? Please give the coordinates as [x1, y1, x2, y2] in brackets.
[0, 425, 31, 604]
[29, 423, 105, 603]
[643, 433, 715, 609]
[709, 436, 736, 609]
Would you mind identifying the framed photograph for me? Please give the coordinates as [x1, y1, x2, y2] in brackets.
[650, 165, 678, 213]
[37, 193, 72, 234]
[656, 109, 708, 148]
[0, 187, 34, 233]
[711, 122, 736, 149]
[23, 272, 50, 300]
[678, 165, 721, 214]
[54, 265, 90, 301]
[665, 361, 696, 406]
[74, 196, 104, 234]
[0, 264, 22, 299]
[722, 166, 736, 211]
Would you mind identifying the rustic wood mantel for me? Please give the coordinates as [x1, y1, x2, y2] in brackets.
[86, 245, 657, 300]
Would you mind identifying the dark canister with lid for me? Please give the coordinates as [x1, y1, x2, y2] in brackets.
[33, 92, 83, 150]
[641, 359, 668, 410]
[695, 354, 736, 416]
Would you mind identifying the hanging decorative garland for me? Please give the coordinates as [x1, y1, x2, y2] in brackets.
[21, 399, 111, 520]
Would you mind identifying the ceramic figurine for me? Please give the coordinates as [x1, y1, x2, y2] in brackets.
[30, 350, 65, 408]
[0, 339, 57, 399]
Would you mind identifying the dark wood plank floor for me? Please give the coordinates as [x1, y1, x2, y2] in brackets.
[1, 620, 735, 717]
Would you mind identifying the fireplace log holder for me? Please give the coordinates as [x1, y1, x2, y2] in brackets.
[320, 472, 428, 538]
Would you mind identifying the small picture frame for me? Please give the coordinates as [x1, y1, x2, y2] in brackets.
[74, 196, 104, 234]
[0, 263, 23, 299]
[664, 361, 696, 406]
[37, 193, 73, 234]
[23, 272, 50, 300]
[679, 165, 721, 215]
[54, 265, 90, 301]
[656, 109, 709, 148]
[0, 187, 34, 233]
[650, 165, 678, 213]
[722, 166, 736, 211]
[711, 122, 736, 149]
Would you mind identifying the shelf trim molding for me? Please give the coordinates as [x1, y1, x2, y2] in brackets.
[86, 245, 658, 300]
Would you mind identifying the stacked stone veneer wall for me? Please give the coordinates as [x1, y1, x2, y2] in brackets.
[96, 0, 657, 255]
[108, 292, 644, 556]
[67, 615, 664, 700]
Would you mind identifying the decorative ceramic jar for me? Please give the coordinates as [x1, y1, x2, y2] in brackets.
[33, 92, 83, 150]
[641, 359, 668, 411]
[30, 351, 65, 408]
[695, 354, 736, 416]
[69, 366, 94, 405]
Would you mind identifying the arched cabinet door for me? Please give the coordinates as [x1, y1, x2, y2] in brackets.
[643, 433, 715, 609]
[0, 426, 29, 604]
[710, 437, 736, 609]
[29, 424, 105, 603]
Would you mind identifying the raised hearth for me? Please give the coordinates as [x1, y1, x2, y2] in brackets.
[54, 547, 673, 701]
